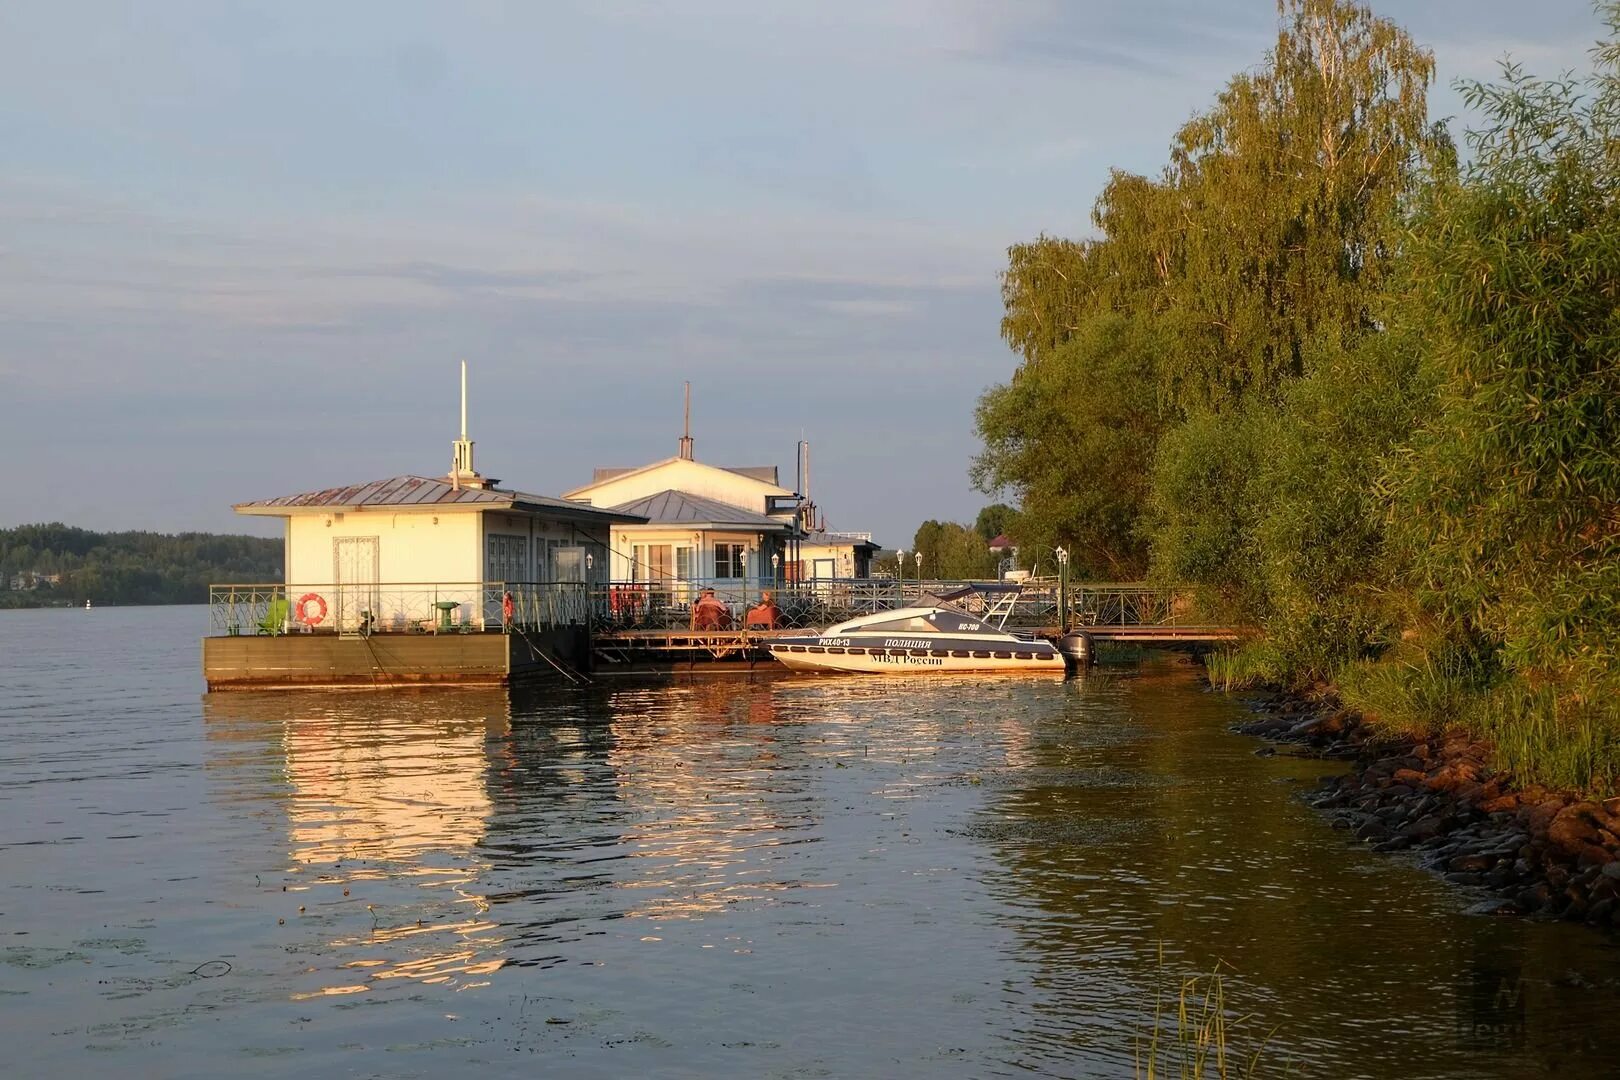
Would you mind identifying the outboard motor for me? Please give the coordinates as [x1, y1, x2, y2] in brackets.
[1058, 631, 1093, 674]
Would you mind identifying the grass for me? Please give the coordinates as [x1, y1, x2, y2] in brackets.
[1332, 647, 1620, 795]
[1202, 643, 1288, 692]
[1136, 946, 1281, 1079]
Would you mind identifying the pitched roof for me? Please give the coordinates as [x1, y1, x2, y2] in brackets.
[803, 530, 879, 550]
[723, 465, 779, 485]
[234, 475, 644, 523]
[565, 456, 789, 499]
[988, 533, 1014, 550]
[606, 489, 790, 529]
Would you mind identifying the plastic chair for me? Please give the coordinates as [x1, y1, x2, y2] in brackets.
[257, 597, 290, 636]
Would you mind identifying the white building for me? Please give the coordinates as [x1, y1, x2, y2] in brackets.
[796, 530, 879, 582]
[562, 393, 881, 591]
[232, 365, 642, 631]
[562, 455, 800, 590]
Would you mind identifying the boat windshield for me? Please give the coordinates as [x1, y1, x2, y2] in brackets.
[840, 609, 1001, 636]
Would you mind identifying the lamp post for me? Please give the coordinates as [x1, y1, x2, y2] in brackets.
[914, 550, 923, 586]
[896, 549, 905, 604]
[771, 552, 780, 592]
[1056, 546, 1070, 633]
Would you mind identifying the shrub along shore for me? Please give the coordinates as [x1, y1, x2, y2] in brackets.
[975, 2, 1620, 797]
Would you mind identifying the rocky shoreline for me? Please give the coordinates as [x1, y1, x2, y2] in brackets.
[1237, 692, 1620, 930]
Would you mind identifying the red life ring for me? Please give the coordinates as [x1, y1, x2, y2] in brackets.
[295, 592, 328, 626]
[502, 591, 515, 622]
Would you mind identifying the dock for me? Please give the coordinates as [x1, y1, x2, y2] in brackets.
[202, 580, 1250, 688]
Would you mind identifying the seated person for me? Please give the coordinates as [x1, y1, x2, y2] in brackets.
[692, 588, 732, 630]
[744, 590, 782, 630]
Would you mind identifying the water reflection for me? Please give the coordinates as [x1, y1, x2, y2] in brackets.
[177, 662, 1620, 1078]
[204, 693, 515, 995]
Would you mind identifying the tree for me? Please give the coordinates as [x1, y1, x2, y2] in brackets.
[978, 0, 1440, 579]
[975, 313, 1169, 578]
[973, 504, 1016, 542]
[1369, 21, 1620, 787]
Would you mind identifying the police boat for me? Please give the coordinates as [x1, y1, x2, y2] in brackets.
[765, 586, 1065, 675]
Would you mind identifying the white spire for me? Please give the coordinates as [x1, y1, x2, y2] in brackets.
[451, 359, 482, 488]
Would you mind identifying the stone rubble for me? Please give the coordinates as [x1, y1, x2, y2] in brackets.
[1235, 694, 1620, 930]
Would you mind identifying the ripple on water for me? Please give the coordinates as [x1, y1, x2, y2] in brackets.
[4, 609, 1620, 1078]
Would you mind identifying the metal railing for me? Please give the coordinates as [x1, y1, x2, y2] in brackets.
[209, 579, 1194, 638]
[208, 581, 590, 637]
[586, 578, 1186, 633]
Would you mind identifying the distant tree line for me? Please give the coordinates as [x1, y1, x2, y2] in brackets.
[0, 523, 282, 607]
[876, 504, 1017, 580]
[972, 0, 1620, 792]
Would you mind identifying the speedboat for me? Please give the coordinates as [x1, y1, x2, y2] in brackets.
[765, 587, 1064, 675]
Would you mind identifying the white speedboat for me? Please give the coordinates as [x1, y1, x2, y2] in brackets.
[765, 588, 1064, 675]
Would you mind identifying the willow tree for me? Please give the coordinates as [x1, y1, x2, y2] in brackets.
[978, 0, 1440, 584]
[1365, 15, 1620, 790]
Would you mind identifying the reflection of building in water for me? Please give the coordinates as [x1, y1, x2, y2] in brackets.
[202, 690, 515, 993]
[597, 680, 827, 922]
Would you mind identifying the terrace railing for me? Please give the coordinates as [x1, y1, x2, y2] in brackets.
[586, 578, 1187, 633]
[210, 579, 1192, 639]
[209, 581, 590, 637]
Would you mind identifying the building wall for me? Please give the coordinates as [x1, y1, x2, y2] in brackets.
[479, 512, 612, 583]
[797, 541, 859, 580]
[606, 525, 786, 585]
[286, 510, 481, 587]
[573, 458, 788, 513]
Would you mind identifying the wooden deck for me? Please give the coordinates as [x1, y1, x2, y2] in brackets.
[591, 628, 801, 665]
[591, 623, 1249, 667]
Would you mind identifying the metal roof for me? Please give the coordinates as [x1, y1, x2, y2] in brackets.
[803, 530, 880, 549]
[589, 463, 779, 486]
[234, 475, 644, 523]
[567, 457, 788, 499]
[606, 489, 790, 529]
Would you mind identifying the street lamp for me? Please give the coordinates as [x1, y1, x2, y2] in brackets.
[771, 552, 780, 591]
[897, 549, 906, 599]
[1055, 546, 1070, 632]
[914, 551, 923, 582]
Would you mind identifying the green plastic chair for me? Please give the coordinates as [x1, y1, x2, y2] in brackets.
[258, 597, 290, 636]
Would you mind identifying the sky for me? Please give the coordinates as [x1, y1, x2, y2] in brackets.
[0, 1, 1603, 544]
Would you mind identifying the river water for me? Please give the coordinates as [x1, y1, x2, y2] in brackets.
[4, 606, 1620, 1078]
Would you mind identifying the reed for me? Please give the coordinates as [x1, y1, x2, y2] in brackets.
[1202, 643, 1286, 692]
[1135, 947, 1279, 1079]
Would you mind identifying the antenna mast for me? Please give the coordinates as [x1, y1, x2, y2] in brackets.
[678, 381, 695, 460]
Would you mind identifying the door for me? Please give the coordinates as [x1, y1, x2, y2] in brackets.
[553, 546, 586, 582]
[332, 536, 380, 634]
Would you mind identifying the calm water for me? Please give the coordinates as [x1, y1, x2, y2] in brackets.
[4, 607, 1620, 1078]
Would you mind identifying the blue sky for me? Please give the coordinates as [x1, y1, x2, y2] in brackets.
[0, 1, 1602, 543]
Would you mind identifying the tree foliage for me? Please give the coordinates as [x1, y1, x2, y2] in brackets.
[0, 523, 282, 607]
[1375, 29, 1620, 781]
[974, 0, 1620, 790]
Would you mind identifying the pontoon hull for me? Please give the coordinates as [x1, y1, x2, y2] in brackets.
[766, 637, 1065, 675]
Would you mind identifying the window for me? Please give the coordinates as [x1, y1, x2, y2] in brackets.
[486, 534, 527, 582]
[675, 546, 696, 581]
[632, 544, 673, 583]
[714, 543, 746, 579]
